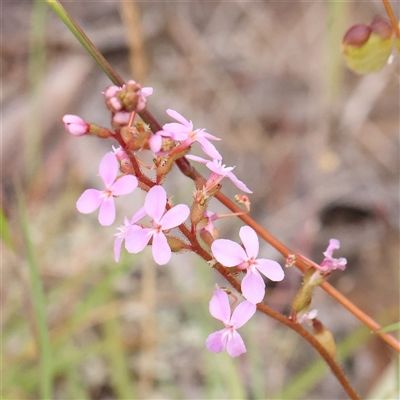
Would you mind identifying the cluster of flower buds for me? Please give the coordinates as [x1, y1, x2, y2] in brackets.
[63, 80, 346, 357]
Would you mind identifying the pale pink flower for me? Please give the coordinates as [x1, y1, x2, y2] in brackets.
[157, 109, 222, 159]
[186, 155, 252, 194]
[114, 207, 147, 262]
[125, 185, 190, 265]
[206, 289, 256, 357]
[76, 153, 138, 226]
[62, 114, 89, 136]
[318, 239, 347, 273]
[211, 226, 284, 304]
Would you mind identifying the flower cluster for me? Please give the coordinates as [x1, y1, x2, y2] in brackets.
[63, 81, 346, 358]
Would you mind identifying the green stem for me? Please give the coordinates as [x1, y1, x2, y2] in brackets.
[45, 0, 124, 86]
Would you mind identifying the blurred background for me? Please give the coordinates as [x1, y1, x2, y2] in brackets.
[2, 1, 399, 399]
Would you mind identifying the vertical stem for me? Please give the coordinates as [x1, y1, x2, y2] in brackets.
[382, 0, 400, 38]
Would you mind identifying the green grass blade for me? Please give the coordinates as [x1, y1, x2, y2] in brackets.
[18, 192, 53, 399]
[45, 0, 124, 87]
[0, 207, 15, 251]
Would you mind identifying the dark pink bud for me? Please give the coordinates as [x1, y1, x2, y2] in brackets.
[62, 114, 89, 136]
[370, 17, 393, 40]
[342, 24, 371, 48]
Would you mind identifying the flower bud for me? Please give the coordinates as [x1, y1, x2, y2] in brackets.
[62, 114, 89, 136]
[370, 18, 393, 40]
[342, 24, 371, 47]
[291, 269, 325, 315]
[166, 236, 190, 252]
[191, 201, 209, 227]
[342, 17, 394, 74]
[312, 319, 336, 359]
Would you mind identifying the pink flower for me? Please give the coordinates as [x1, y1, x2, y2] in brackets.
[62, 114, 89, 136]
[158, 109, 222, 159]
[114, 207, 147, 262]
[186, 155, 252, 194]
[76, 153, 138, 226]
[125, 185, 190, 265]
[318, 239, 347, 273]
[211, 226, 284, 304]
[206, 289, 256, 357]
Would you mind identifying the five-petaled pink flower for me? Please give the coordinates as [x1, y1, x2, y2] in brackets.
[125, 185, 190, 265]
[318, 239, 347, 273]
[206, 289, 256, 357]
[211, 226, 284, 304]
[186, 155, 252, 194]
[151, 109, 222, 159]
[114, 207, 147, 262]
[62, 114, 89, 136]
[76, 153, 138, 226]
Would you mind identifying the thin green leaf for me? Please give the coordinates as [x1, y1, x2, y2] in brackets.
[375, 322, 400, 333]
[0, 207, 15, 250]
[45, 0, 124, 87]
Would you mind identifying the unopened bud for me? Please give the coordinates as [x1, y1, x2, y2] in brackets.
[342, 24, 371, 47]
[342, 18, 394, 74]
[62, 114, 89, 136]
[370, 18, 393, 40]
[191, 201, 209, 227]
[166, 236, 190, 252]
[312, 319, 336, 358]
[200, 229, 215, 248]
[291, 269, 325, 314]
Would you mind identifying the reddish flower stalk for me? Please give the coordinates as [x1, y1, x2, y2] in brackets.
[382, 0, 400, 38]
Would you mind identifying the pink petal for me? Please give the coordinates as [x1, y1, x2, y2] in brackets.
[211, 239, 248, 267]
[228, 172, 252, 193]
[76, 189, 103, 214]
[185, 155, 208, 164]
[113, 111, 130, 125]
[197, 137, 222, 160]
[209, 289, 231, 322]
[226, 331, 246, 357]
[145, 185, 166, 222]
[323, 238, 340, 257]
[256, 259, 284, 282]
[230, 301, 257, 329]
[114, 237, 123, 262]
[130, 206, 146, 224]
[241, 270, 265, 304]
[111, 175, 138, 196]
[162, 123, 189, 141]
[198, 131, 221, 141]
[99, 153, 118, 186]
[207, 162, 233, 175]
[152, 232, 171, 265]
[125, 227, 152, 253]
[149, 134, 162, 153]
[166, 109, 190, 127]
[98, 198, 115, 226]
[159, 204, 190, 230]
[239, 226, 259, 259]
[141, 87, 153, 97]
[206, 329, 226, 354]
